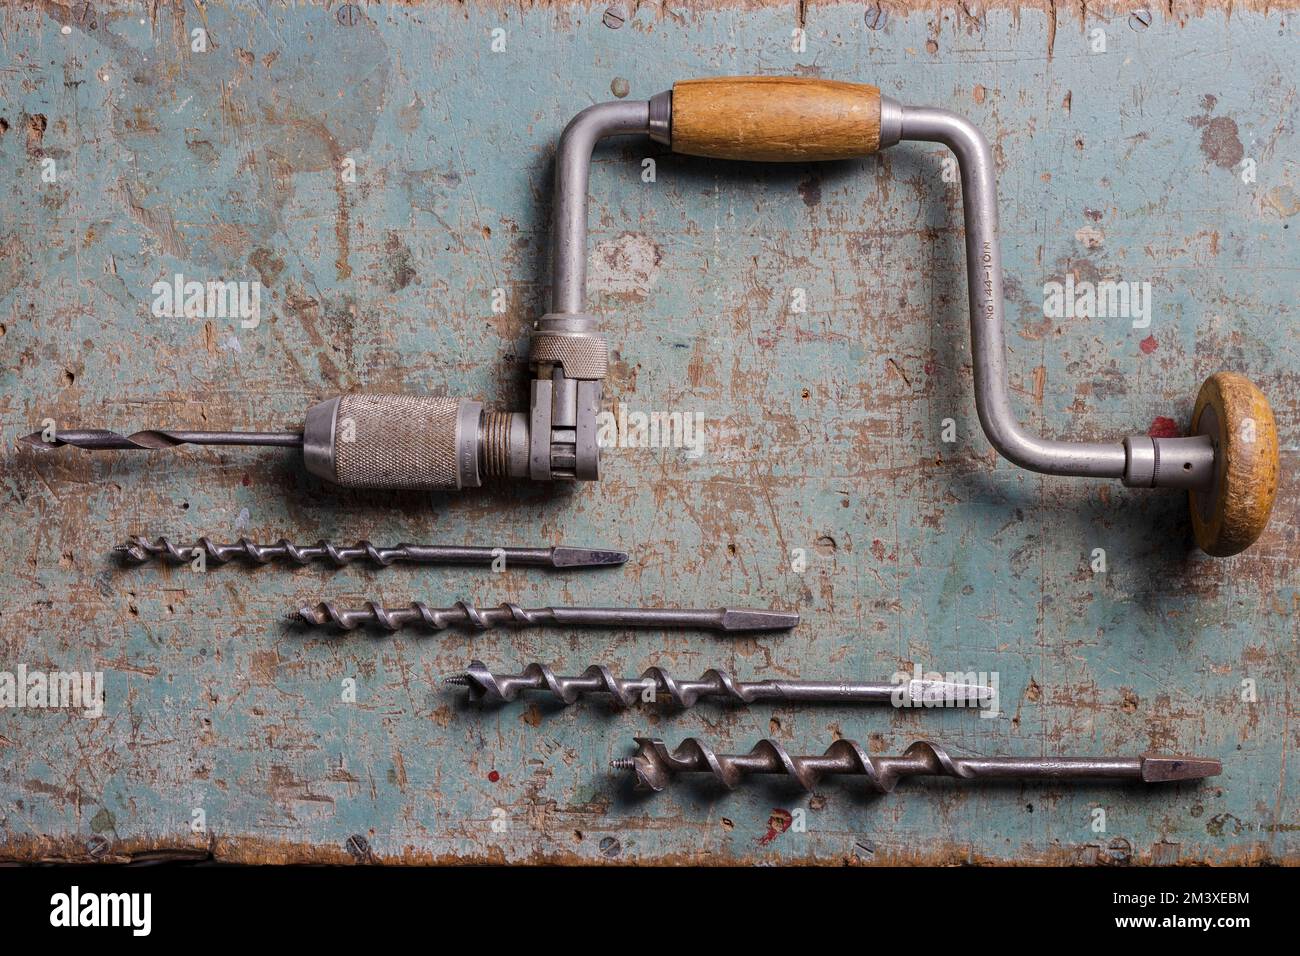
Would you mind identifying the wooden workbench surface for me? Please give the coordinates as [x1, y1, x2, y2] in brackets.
[0, 1, 1295, 865]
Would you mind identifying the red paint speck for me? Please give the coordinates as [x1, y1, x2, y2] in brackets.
[1139, 335, 1158, 354]
[758, 808, 793, 846]
[241, 473, 251, 486]
[487, 770, 500, 783]
[870, 539, 887, 561]
[1148, 416, 1181, 438]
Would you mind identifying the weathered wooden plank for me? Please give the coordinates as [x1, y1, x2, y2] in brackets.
[0, 1, 1294, 864]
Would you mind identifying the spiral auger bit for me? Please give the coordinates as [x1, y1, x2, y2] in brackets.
[446, 661, 992, 709]
[295, 601, 798, 635]
[611, 738, 1222, 795]
[115, 536, 627, 570]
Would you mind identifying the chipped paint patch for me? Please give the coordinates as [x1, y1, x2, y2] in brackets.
[1074, 224, 1104, 250]
[588, 232, 663, 298]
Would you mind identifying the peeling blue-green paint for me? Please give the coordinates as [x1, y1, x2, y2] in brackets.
[0, 2, 1294, 863]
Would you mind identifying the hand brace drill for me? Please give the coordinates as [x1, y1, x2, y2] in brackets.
[31, 77, 1279, 555]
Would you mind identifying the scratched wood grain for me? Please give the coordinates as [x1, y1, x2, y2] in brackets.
[0, 1, 1295, 864]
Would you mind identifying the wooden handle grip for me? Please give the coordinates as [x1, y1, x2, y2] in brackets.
[670, 77, 882, 162]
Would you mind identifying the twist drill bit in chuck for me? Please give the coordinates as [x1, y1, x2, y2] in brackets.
[21, 360, 601, 489]
[115, 536, 628, 570]
[611, 738, 1222, 794]
[446, 660, 992, 708]
[296, 601, 798, 634]
[21, 429, 305, 450]
[19, 396, 506, 490]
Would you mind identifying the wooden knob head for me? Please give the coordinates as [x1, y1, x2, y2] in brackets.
[1189, 372, 1280, 556]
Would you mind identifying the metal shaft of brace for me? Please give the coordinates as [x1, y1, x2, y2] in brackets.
[116, 537, 628, 569]
[447, 660, 992, 708]
[552, 100, 652, 314]
[897, 108, 1131, 479]
[297, 601, 798, 633]
[613, 738, 1222, 793]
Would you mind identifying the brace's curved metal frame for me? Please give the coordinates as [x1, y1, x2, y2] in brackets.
[552, 92, 1216, 492]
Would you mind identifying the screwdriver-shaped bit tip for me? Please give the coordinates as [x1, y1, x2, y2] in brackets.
[550, 546, 629, 568]
[904, 679, 995, 706]
[718, 608, 800, 631]
[1139, 756, 1223, 783]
